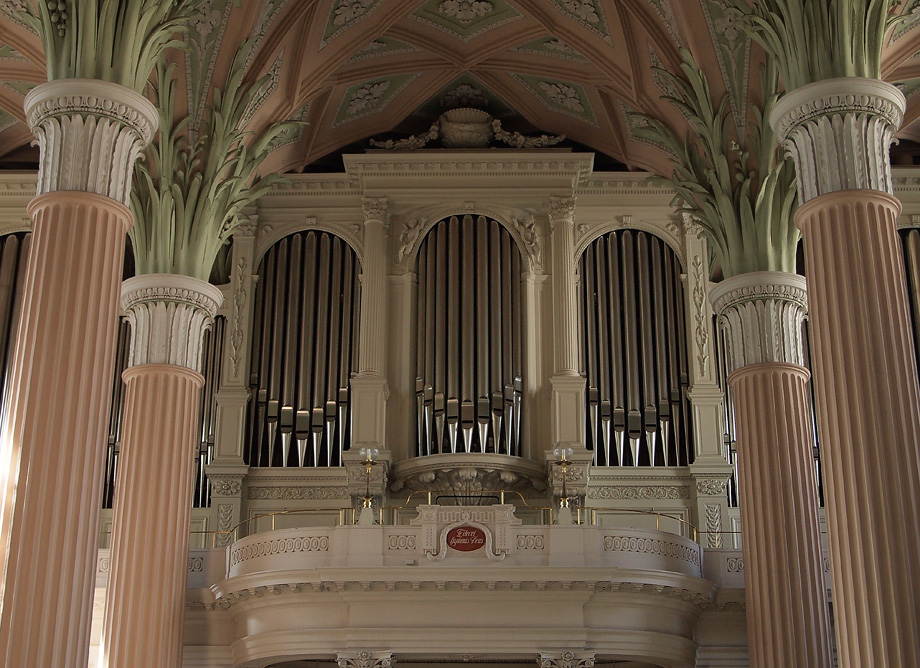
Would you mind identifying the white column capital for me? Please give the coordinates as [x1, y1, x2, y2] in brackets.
[538, 651, 595, 668]
[770, 77, 905, 204]
[362, 197, 389, 226]
[25, 79, 158, 205]
[121, 273, 223, 372]
[337, 651, 395, 668]
[548, 196, 576, 229]
[710, 271, 808, 374]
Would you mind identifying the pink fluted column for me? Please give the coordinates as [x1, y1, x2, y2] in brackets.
[101, 274, 221, 668]
[796, 191, 920, 667]
[0, 80, 156, 667]
[773, 78, 920, 667]
[711, 272, 833, 668]
[103, 366, 203, 668]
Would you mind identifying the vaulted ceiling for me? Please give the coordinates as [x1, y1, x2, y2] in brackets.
[2, 0, 920, 175]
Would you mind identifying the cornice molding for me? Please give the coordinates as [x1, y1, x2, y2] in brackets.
[343, 152, 594, 190]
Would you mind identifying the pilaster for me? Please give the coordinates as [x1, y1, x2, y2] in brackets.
[773, 77, 920, 668]
[354, 198, 390, 454]
[207, 227, 256, 541]
[343, 448, 392, 520]
[522, 271, 550, 461]
[0, 79, 156, 668]
[548, 196, 580, 376]
[357, 197, 389, 376]
[544, 447, 593, 510]
[386, 272, 416, 463]
[682, 216, 733, 541]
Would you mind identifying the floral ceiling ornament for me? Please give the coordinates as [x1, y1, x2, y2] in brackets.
[560, 0, 600, 24]
[347, 81, 391, 115]
[540, 81, 585, 112]
[334, 0, 375, 26]
[439, 0, 493, 23]
[545, 38, 577, 54]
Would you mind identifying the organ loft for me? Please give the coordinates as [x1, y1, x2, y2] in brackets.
[0, 2, 918, 668]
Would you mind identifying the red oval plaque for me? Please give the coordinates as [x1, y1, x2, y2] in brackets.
[446, 525, 486, 552]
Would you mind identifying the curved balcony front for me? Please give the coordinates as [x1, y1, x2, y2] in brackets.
[211, 505, 715, 668]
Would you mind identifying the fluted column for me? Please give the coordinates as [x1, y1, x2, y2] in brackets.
[548, 196, 585, 449]
[0, 80, 156, 668]
[100, 274, 222, 668]
[710, 272, 833, 668]
[352, 198, 389, 449]
[773, 78, 920, 668]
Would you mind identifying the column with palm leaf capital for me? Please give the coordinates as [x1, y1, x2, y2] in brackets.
[0, 2, 204, 666]
[734, 2, 920, 664]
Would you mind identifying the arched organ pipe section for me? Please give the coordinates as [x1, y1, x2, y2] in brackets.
[578, 229, 693, 467]
[414, 215, 523, 456]
[247, 230, 361, 467]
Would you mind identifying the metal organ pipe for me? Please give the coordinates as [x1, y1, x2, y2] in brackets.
[248, 230, 361, 468]
[415, 215, 524, 457]
[578, 229, 694, 468]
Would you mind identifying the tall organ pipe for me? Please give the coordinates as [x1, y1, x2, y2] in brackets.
[415, 215, 523, 456]
[578, 229, 694, 467]
[248, 230, 361, 467]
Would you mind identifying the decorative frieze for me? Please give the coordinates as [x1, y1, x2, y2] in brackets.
[696, 479, 727, 496]
[538, 651, 595, 668]
[247, 485, 348, 500]
[709, 271, 808, 374]
[337, 651, 394, 668]
[25, 79, 158, 205]
[770, 78, 905, 203]
[210, 477, 242, 497]
[121, 273, 223, 372]
[603, 533, 701, 566]
[230, 534, 331, 566]
[587, 485, 690, 500]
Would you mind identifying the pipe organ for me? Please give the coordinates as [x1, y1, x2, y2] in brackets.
[578, 229, 693, 467]
[414, 215, 523, 457]
[247, 230, 361, 467]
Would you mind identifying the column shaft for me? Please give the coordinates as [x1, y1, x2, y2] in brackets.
[0, 192, 131, 667]
[100, 273, 221, 668]
[101, 365, 203, 668]
[796, 190, 920, 667]
[729, 363, 833, 668]
[357, 198, 388, 376]
[549, 197, 579, 376]
[0, 79, 155, 667]
[711, 271, 833, 668]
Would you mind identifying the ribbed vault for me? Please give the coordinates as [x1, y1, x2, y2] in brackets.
[2, 1, 920, 174]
